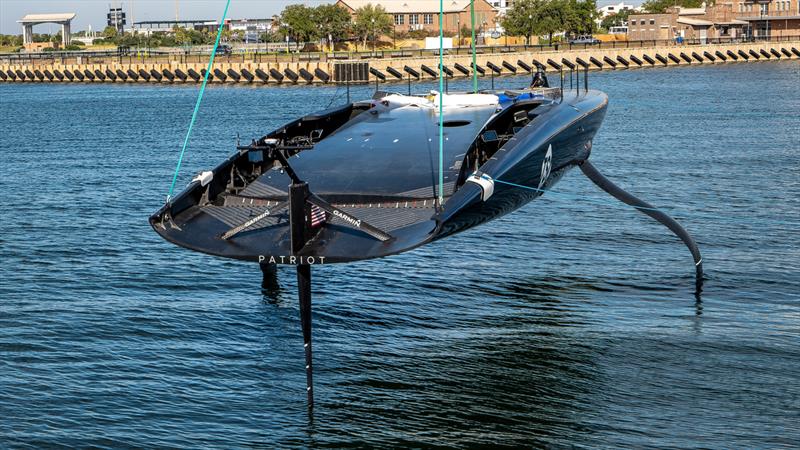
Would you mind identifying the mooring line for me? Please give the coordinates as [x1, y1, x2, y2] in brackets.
[166, 0, 232, 203]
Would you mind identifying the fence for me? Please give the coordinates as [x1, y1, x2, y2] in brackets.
[2, 34, 799, 67]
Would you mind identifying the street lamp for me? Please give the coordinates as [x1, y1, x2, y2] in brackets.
[371, 17, 376, 52]
[528, 13, 533, 46]
[457, 16, 460, 49]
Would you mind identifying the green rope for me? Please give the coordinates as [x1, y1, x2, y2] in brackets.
[470, 0, 477, 93]
[438, 0, 444, 206]
[167, 0, 232, 203]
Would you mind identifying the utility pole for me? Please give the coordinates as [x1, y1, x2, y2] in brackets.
[130, 0, 136, 32]
[175, 0, 179, 22]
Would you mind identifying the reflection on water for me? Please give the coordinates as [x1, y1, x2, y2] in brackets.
[1, 61, 799, 447]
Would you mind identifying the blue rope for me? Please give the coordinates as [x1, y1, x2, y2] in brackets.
[166, 0, 232, 203]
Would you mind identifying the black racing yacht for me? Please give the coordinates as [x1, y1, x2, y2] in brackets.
[151, 88, 612, 263]
[150, 84, 703, 406]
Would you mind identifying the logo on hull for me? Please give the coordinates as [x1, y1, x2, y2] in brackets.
[538, 144, 553, 189]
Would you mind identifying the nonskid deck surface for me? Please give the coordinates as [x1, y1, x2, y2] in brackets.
[248, 102, 496, 198]
[201, 196, 440, 237]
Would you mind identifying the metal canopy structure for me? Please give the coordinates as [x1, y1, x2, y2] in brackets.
[18, 13, 76, 46]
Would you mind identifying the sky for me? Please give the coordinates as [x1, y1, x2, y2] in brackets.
[0, 0, 329, 35]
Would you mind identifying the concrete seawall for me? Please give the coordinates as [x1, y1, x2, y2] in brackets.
[2, 41, 798, 86]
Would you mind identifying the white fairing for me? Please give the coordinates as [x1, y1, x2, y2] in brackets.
[466, 172, 495, 201]
[370, 94, 433, 112]
[430, 91, 499, 108]
[370, 92, 500, 113]
[193, 171, 214, 187]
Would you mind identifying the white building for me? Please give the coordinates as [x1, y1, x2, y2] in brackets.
[227, 18, 273, 43]
[490, 0, 511, 15]
[597, 1, 638, 19]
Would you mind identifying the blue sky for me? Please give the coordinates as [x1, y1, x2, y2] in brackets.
[0, 1, 328, 35]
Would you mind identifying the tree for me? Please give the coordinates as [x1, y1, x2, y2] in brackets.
[101, 26, 118, 39]
[259, 31, 280, 43]
[600, 9, 632, 30]
[641, 0, 703, 13]
[564, 0, 598, 36]
[503, 0, 597, 43]
[278, 4, 319, 47]
[501, 0, 540, 44]
[352, 4, 392, 49]
[312, 4, 352, 48]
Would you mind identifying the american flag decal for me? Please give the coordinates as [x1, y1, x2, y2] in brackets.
[310, 204, 327, 227]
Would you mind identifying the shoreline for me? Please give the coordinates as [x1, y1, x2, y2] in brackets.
[1, 40, 798, 86]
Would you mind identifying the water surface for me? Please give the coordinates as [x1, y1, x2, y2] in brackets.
[1, 61, 799, 447]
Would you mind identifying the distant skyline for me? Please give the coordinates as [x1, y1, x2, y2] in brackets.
[0, 0, 642, 35]
[0, 1, 329, 35]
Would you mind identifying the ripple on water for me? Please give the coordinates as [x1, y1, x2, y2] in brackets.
[1, 61, 799, 447]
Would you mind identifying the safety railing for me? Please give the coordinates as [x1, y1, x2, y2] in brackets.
[1, 34, 798, 66]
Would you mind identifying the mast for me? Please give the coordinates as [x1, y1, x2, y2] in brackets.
[438, 0, 444, 206]
[470, 0, 477, 93]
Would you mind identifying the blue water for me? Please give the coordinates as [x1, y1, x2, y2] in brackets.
[1, 61, 799, 447]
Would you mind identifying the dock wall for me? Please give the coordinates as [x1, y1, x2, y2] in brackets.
[1, 41, 798, 85]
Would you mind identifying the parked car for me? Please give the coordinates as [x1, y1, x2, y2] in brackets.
[214, 44, 233, 55]
[569, 35, 601, 45]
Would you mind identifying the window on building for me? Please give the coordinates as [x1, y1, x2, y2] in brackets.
[424, 13, 434, 25]
[609, 6, 615, 10]
[631, 19, 636, 25]
[410, 14, 419, 25]
[650, 19, 655, 25]
[394, 14, 404, 25]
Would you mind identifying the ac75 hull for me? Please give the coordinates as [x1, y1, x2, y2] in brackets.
[150, 89, 608, 264]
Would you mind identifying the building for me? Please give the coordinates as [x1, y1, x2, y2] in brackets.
[487, 0, 513, 16]
[736, 0, 800, 37]
[18, 13, 76, 46]
[628, 0, 800, 41]
[107, 7, 127, 33]
[336, 0, 499, 35]
[227, 18, 274, 43]
[128, 18, 273, 40]
[129, 19, 218, 35]
[597, 2, 637, 19]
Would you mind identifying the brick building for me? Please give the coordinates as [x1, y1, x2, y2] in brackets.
[336, 0, 498, 35]
[628, 0, 800, 41]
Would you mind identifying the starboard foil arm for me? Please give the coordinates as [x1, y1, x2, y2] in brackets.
[579, 160, 704, 290]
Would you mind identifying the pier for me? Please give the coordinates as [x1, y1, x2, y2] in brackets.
[1, 40, 798, 86]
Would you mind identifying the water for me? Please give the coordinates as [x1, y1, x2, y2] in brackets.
[1, 61, 799, 447]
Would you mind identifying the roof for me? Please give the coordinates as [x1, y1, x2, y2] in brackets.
[677, 7, 706, 15]
[338, 0, 476, 13]
[739, 14, 800, 20]
[714, 19, 749, 25]
[17, 13, 76, 23]
[677, 17, 713, 26]
[134, 20, 214, 25]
